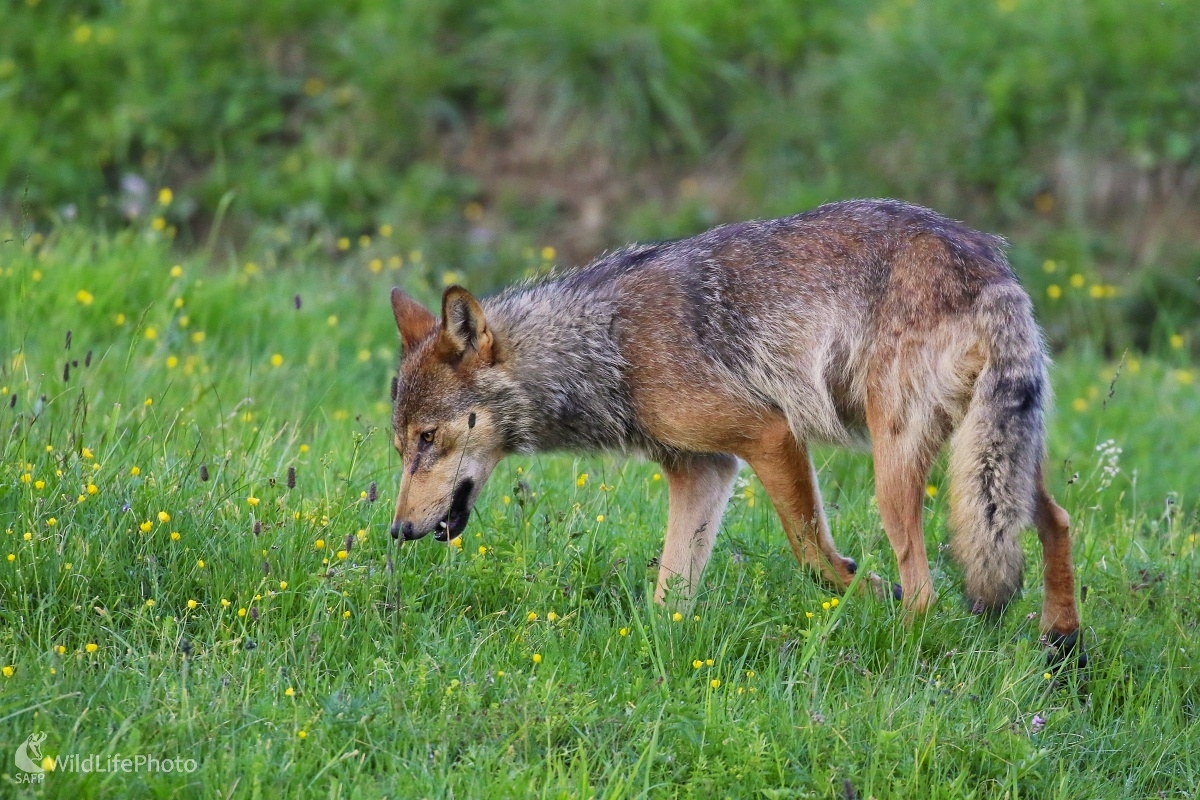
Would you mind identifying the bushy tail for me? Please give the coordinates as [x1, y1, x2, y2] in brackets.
[948, 284, 1047, 612]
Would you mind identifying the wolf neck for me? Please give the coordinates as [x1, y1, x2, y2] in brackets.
[476, 281, 646, 456]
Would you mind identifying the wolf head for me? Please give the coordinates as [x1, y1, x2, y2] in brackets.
[388, 286, 505, 542]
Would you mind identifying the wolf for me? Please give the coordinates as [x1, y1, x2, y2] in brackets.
[387, 199, 1082, 662]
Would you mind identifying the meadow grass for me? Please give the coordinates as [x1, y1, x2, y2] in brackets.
[0, 228, 1197, 798]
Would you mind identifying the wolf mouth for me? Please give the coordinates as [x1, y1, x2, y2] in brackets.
[432, 478, 474, 541]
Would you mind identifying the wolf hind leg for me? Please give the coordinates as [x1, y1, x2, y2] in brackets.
[745, 426, 858, 589]
[653, 453, 740, 605]
[1032, 465, 1085, 667]
[866, 394, 949, 614]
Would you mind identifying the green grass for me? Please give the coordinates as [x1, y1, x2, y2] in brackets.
[1, 229, 1198, 798]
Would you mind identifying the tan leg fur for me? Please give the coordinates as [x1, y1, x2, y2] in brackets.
[741, 421, 858, 589]
[1033, 466, 1080, 636]
[654, 454, 740, 604]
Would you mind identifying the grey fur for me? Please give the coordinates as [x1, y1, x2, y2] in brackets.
[947, 283, 1047, 610]
[478, 280, 664, 456]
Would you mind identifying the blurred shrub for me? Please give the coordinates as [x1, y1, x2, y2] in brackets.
[0, 0, 1196, 342]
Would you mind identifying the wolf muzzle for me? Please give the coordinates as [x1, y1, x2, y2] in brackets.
[390, 478, 475, 542]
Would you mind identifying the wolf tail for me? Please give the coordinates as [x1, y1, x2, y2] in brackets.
[947, 283, 1047, 612]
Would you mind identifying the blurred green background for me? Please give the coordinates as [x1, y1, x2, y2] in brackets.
[2, 0, 1198, 351]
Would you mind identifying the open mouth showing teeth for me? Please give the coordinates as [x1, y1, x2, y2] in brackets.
[432, 479, 474, 542]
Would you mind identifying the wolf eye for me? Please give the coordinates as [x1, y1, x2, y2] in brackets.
[420, 429, 436, 444]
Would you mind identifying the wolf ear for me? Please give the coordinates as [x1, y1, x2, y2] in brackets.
[439, 285, 493, 365]
[390, 288, 438, 353]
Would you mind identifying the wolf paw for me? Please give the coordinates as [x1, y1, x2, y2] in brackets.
[865, 572, 903, 602]
[1043, 628, 1088, 671]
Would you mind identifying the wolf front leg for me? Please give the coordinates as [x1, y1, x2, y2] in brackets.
[653, 453, 740, 605]
[745, 431, 859, 590]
